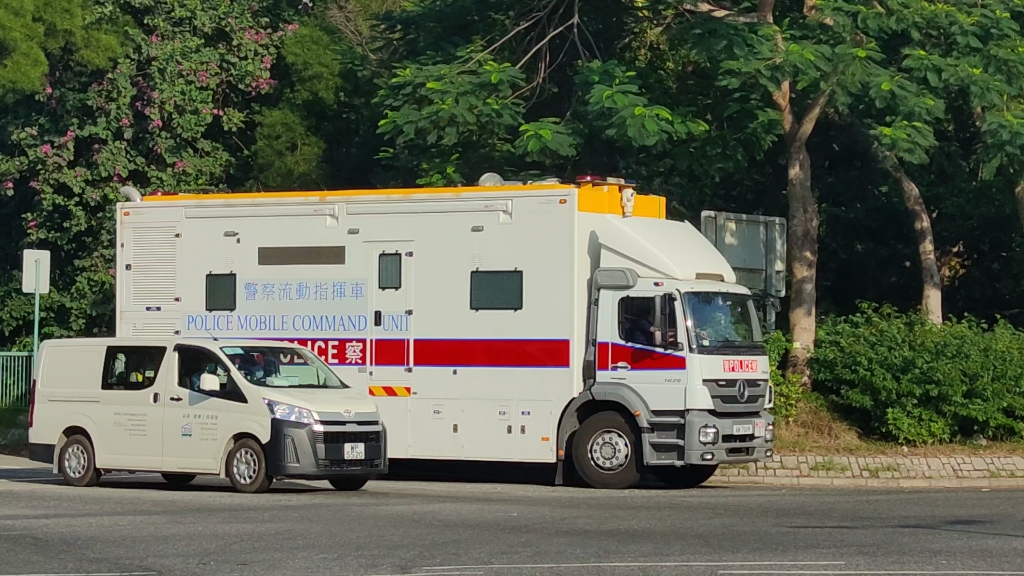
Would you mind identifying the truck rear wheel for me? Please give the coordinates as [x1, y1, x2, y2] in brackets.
[656, 465, 719, 489]
[572, 411, 641, 489]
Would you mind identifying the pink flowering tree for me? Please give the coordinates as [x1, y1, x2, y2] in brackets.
[0, 0, 298, 346]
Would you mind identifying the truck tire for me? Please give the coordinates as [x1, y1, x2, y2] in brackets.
[656, 465, 719, 489]
[227, 438, 272, 494]
[59, 435, 101, 488]
[328, 477, 369, 491]
[161, 473, 197, 486]
[572, 411, 641, 489]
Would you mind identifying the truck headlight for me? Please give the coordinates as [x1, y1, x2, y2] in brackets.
[765, 423, 775, 442]
[264, 398, 316, 424]
[698, 424, 719, 445]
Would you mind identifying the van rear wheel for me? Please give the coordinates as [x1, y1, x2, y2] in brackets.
[227, 438, 271, 494]
[571, 411, 642, 489]
[161, 473, 197, 486]
[59, 435, 100, 488]
[328, 477, 369, 491]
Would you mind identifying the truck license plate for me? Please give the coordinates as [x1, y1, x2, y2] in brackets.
[754, 420, 766, 438]
[343, 442, 365, 460]
[733, 424, 753, 435]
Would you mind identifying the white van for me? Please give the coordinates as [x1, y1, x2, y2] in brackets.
[27, 337, 387, 493]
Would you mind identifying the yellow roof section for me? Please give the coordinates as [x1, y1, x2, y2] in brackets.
[142, 182, 666, 219]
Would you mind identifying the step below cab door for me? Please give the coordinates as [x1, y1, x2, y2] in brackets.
[596, 288, 687, 411]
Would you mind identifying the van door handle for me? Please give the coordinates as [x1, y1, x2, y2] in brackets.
[611, 362, 631, 371]
[169, 395, 183, 403]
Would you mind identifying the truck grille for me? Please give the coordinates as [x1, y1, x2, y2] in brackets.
[702, 380, 768, 413]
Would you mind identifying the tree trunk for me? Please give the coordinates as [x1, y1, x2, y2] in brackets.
[1015, 179, 1024, 233]
[785, 142, 819, 387]
[878, 150, 942, 324]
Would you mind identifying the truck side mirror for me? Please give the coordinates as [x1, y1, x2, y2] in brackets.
[199, 373, 221, 392]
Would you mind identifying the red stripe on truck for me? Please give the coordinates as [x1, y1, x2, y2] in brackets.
[415, 339, 570, 368]
[597, 342, 686, 371]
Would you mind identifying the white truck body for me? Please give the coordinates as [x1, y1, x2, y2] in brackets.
[114, 179, 774, 488]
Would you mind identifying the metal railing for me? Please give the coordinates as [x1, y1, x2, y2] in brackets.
[0, 352, 33, 409]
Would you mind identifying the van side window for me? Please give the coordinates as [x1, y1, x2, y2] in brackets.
[102, 346, 166, 391]
[176, 347, 247, 404]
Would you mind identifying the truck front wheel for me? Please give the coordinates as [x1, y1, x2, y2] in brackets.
[572, 411, 641, 489]
[656, 465, 719, 489]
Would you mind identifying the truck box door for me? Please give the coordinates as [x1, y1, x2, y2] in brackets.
[367, 242, 414, 382]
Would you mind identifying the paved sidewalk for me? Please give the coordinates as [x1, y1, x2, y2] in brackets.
[714, 453, 1024, 488]
[0, 454, 45, 469]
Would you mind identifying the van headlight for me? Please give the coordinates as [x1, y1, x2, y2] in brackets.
[264, 398, 316, 424]
[698, 425, 719, 445]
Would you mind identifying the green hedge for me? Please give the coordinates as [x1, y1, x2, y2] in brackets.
[812, 305, 1024, 444]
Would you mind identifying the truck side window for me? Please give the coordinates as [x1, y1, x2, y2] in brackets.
[206, 273, 237, 312]
[101, 346, 166, 391]
[379, 252, 402, 290]
[619, 297, 658, 347]
[470, 270, 523, 311]
[176, 347, 247, 403]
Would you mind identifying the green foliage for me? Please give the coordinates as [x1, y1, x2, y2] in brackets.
[252, 108, 325, 189]
[0, 0, 294, 347]
[764, 331, 807, 424]
[814, 305, 1024, 444]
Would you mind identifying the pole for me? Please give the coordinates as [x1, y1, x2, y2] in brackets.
[33, 257, 40, 371]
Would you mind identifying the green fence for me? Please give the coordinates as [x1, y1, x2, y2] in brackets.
[0, 352, 33, 409]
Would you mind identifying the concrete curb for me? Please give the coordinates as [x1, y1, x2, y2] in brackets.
[709, 475, 1024, 488]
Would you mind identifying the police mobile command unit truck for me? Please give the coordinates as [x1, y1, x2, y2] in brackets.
[27, 337, 386, 493]
[112, 173, 774, 489]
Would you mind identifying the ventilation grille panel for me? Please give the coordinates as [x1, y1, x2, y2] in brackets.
[129, 227, 178, 306]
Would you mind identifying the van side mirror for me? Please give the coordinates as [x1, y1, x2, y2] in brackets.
[199, 373, 221, 392]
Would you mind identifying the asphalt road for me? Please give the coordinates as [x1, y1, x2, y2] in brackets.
[1, 463, 1023, 576]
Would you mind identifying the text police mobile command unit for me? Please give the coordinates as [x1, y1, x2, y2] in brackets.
[113, 174, 775, 489]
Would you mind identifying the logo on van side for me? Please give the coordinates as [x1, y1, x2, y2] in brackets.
[181, 423, 194, 438]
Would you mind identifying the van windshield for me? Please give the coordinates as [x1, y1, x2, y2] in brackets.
[220, 346, 347, 389]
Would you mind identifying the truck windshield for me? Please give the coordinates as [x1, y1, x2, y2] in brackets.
[683, 292, 763, 354]
[220, 346, 348, 389]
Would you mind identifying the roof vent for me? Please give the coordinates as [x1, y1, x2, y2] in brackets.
[478, 172, 504, 186]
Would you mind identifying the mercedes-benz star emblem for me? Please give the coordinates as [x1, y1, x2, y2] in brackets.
[735, 380, 749, 403]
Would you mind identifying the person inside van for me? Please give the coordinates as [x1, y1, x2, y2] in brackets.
[625, 300, 657, 347]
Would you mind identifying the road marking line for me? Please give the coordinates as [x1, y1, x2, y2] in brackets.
[423, 562, 847, 570]
[0, 572, 158, 576]
[718, 572, 1024, 575]
[720, 565, 1024, 569]
[364, 572, 484, 576]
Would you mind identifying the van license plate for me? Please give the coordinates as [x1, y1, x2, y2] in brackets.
[343, 442, 365, 460]
[733, 424, 753, 435]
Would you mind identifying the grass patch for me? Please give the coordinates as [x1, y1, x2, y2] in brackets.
[773, 394, 1024, 457]
[808, 458, 849, 473]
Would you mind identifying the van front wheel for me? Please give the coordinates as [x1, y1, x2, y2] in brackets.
[227, 439, 271, 494]
[59, 435, 100, 488]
